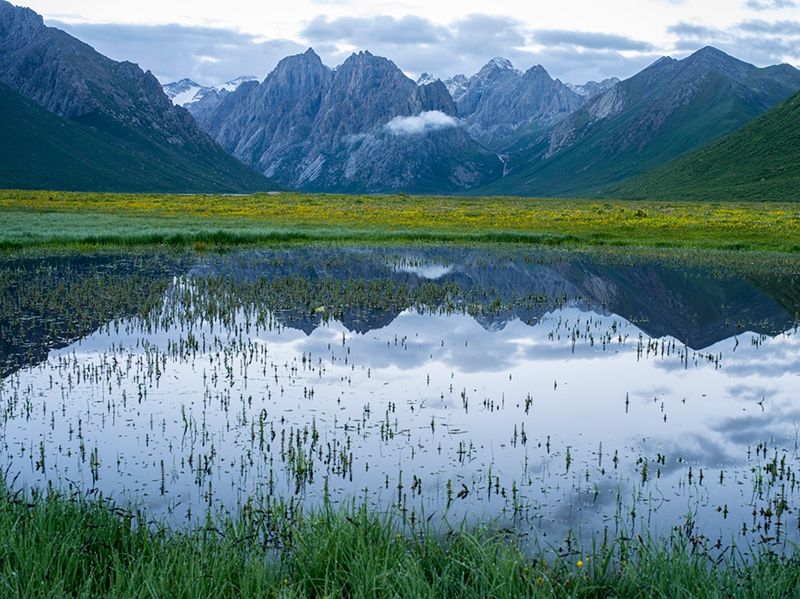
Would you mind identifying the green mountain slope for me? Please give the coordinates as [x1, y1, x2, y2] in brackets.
[611, 91, 800, 201]
[0, 82, 270, 193]
[480, 48, 800, 197]
[0, 1, 271, 193]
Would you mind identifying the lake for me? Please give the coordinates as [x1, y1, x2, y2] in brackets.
[1, 247, 798, 556]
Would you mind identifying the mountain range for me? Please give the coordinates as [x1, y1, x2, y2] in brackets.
[2, 0, 799, 199]
[481, 46, 800, 197]
[187, 49, 502, 193]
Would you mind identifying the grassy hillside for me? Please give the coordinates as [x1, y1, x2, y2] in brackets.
[612, 91, 800, 201]
[0, 83, 272, 194]
[481, 49, 800, 198]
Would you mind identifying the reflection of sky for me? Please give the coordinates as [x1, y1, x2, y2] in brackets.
[1, 298, 799, 548]
[393, 263, 454, 280]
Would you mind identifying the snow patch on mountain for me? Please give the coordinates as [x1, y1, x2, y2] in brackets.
[215, 76, 258, 93]
[162, 76, 258, 107]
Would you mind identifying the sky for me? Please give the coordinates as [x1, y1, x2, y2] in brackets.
[15, 0, 800, 86]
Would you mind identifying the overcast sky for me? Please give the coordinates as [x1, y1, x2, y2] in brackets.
[16, 0, 800, 86]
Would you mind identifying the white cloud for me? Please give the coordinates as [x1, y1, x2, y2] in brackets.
[744, 0, 796, 10]
[384, 111, 459, 135]
[17, 0, 800, 84]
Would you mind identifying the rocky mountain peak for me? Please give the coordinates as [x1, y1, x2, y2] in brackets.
[483, 57, 516, 72]
[454, 57, 584, 143]
[276, 48, 327, 72]
[0, 1, 42, 32]
[522, 65, 552, 81]
[444, 74, 469, 100]
[413, 79, 457, 115]
[340, 50, 395, 70]
[173, 78, 201, 89]
[330, 51, 411, 99]
[683, 45, 752, 78]
[691, 45, 735, 62]
[679, 46, 757, 82]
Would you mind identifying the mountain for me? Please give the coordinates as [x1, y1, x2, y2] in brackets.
[0, 81, 249, 192]
[566, 77, 620, 98]
[416, 73, 438, 86]
[482, 47, 800, 197]
[611, 90, 800, 201]
[448, 58, 585, 146]
[190, 49, 502, 193]
[0, 1, 271, 193]
[162, 78, 206, 105]
[163, 76, 258, 107]
[444, 74, 469, 100]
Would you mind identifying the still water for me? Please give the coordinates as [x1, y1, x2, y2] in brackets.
[1, 248, 798, 553]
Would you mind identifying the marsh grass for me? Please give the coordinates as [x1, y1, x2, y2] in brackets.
[1, 486, 799, 598]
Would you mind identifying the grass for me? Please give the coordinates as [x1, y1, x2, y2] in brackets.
[0, 84, 271, 195]
[1, 486, 799, 598]
[613, 91, 800, 202]
[1, 190, 799, 254]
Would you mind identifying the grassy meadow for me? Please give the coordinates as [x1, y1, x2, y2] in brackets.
[0, 190, 799, 253]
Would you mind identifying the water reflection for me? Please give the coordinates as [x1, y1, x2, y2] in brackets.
[0, 248, 798, 553]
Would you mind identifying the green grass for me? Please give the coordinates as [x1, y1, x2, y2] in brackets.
[613, 91, 800, 201]
[1, 190, 799, 254]
[0, 83, 271, 194]
[1, 486, 799, 598]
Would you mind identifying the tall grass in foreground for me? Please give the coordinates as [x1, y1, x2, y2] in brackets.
[1, 487, 798, 598]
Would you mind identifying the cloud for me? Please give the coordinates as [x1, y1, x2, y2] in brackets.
[384, 111, 459, 135]
[303, 15, 448, 46]
[42, 11, 667, 88]
[667, 18, 800, 66]
[533, 30, 654, 52]
[47, 9, 798, 91]
[744, 0, 796, 10]
[737, 19, 800, 34]
[296, 13, 658, 84]
[47, 20, 305, 85]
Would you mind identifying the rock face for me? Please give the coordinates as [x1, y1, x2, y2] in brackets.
[192, 49, 502, 193]
[566, 77, 620, 98]
[445, 58, 585, 145]
[485, 46, 800, 196]
[0, 0, 270, 192]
